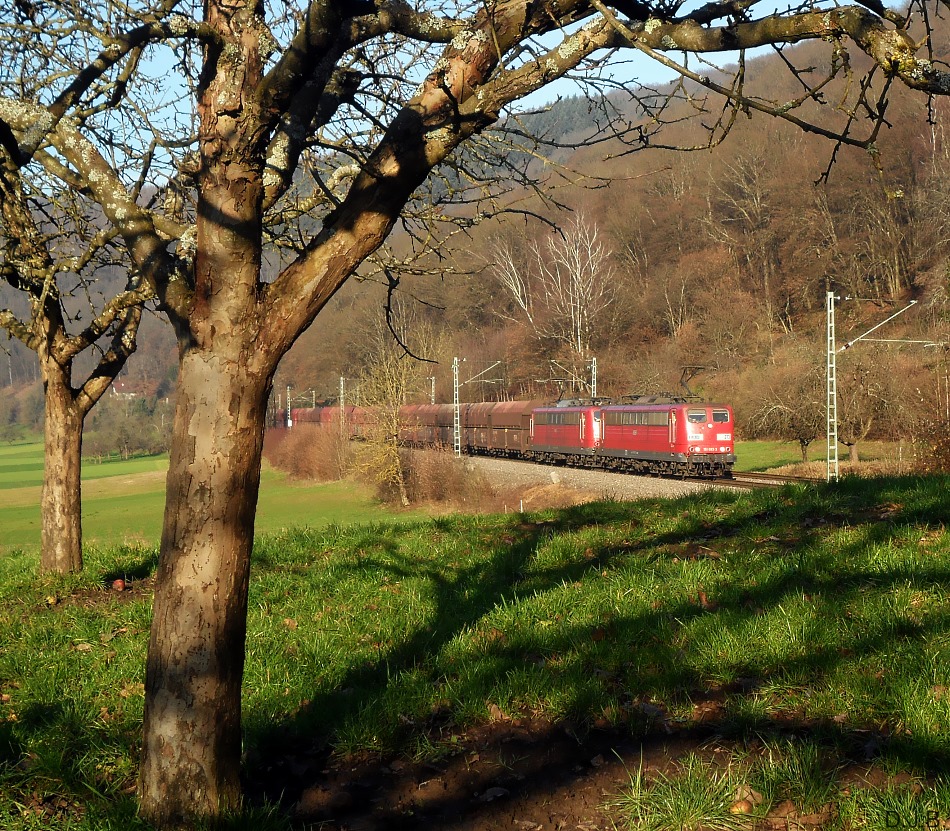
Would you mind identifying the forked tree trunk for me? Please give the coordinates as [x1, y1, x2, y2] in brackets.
[40, 361, 84, 574]
[139, 345, 270, 824]
[799, 438, 811, 463]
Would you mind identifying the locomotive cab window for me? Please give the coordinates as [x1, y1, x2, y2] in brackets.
[712, 409, 730, 423]
[687, 409, 707, 423]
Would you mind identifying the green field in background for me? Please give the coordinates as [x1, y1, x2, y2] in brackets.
[0, 441, 400, 552]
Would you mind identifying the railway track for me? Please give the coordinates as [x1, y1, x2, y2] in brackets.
[467, 454, 820, 495]
[724, 470, 822, 489]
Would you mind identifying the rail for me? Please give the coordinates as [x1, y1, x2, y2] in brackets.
[725, 471, 822, 489]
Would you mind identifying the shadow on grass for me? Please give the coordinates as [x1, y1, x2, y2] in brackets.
[239, 475, 950, 827]
[4, 475, 950, 829]
[100, 548, 160, 586]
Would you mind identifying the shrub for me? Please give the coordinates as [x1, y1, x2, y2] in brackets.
[401, 448, 492, 506]
[267, 424, 352, 481]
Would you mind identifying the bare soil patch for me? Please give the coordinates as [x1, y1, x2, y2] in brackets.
[250, 715, 917, 831]
[253, 718, 698, 831]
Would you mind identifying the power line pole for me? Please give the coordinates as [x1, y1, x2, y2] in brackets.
[339, 376, 346, 434]
[826, 291, 839, 483]
[452, 358, 501, 456]
[827, 294, 918, 482]
[452, 357, 462, 457]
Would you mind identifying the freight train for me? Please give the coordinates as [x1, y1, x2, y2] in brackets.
[291, 396, 736, 478]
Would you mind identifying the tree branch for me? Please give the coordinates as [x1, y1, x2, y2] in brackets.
[8, 15, 214, 168]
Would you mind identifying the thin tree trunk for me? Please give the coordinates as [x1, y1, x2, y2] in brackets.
[40, 362, 84, 574]
[139, 347, 269, 825]
[395, 447, 410, 508]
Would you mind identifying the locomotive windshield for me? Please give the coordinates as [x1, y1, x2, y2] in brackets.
[687, 409, 707, 423]
[712, 409, 730, 423]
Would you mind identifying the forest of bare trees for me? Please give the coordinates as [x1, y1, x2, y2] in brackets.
[270, 61, 950, 464]
[6, 37, 950, 463]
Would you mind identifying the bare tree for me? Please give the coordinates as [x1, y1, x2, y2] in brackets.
[3, 0, 950, 823]
[853, 189, 914, 302]
[747, 346, 826, 462]
[0, 152, 149, 573]
[836, 346, 896, 462]
[354, 307, 441, 507]
[490, 214, 616, 364]
[704, 150, 783, 336]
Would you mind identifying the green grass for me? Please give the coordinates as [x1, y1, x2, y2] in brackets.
[734, 439, 900, 472]
[0, 442, 409, 552]
[1, 473, 950, 828]
[0, 441, 169, 491]
[0, 439, 898, 551]
[609, 752, 750, 831]
[734, 439, 804, 471]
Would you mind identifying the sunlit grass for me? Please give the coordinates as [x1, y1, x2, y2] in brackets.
[610, 753, 751, 831]
[0, 440, 414, 552]
[1, 472, 950, 827]
[734, 439, 902, 473]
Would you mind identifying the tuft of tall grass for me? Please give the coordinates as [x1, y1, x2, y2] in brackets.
[610, 753, 752, 831]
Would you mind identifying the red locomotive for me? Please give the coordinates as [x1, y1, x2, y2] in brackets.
[527, 403, 601, 462]
[290, 395, 735, 478]
[598, 399, 735, 477]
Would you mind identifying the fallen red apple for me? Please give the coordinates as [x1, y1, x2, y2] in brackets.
[112, 578, 126, 592]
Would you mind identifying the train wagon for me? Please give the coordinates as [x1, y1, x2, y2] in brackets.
[471, 399, 542, 457]
[464, 402, 495, 451]
[290, 404, 374, 438]
[526, 403, 602, 465]
[290, 406, 335, 426]
[399, 403, 455, 446]
[598, 400, 735, 477]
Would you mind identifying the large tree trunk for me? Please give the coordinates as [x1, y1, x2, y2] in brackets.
[137, 8, 275, 815]
[40, 360, 84, 574]
[139, 346, 270, 824]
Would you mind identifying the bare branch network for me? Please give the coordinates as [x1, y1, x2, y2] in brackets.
[3, 0, 950, 323]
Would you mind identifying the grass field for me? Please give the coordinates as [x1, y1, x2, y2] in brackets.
[733, 439, 902, 472]
[0, 438, 901, 552]
[0, 472, 948, 829]
[0, 441, 406, 553]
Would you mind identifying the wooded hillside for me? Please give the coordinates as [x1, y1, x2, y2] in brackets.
[4, 34, 950, 461]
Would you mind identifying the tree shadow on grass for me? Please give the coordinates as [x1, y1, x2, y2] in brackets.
[241, 475, 950, 828]
[5, 475, 949, 829]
